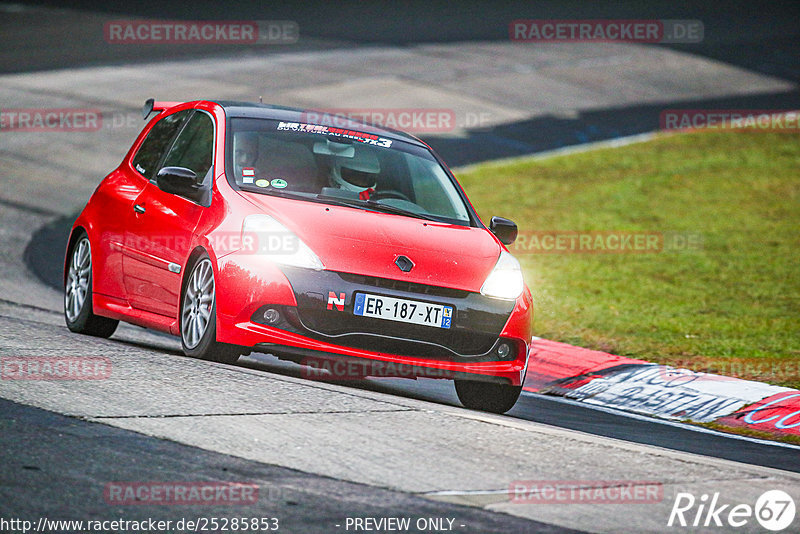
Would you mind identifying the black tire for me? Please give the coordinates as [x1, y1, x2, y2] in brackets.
[180, 254, 241, 364]
[64, 234, 119, 338]
[454, 379, 522, 414]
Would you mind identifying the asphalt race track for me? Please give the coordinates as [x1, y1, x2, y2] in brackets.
[2, 2, 800, 533]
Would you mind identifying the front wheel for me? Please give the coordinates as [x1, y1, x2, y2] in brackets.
[64, 234, 118, 338]
[180, 255, 241, 364]
[454, 379, 522, 414]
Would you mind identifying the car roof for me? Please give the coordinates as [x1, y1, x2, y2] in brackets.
[209, 100, 427, 148]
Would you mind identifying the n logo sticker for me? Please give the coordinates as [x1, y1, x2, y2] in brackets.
[327, 292, 345, 311]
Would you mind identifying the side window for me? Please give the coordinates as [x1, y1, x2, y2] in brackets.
[131, 110, 190, 181]
[162, 112, 214, 183]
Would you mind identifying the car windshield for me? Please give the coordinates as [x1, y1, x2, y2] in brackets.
[226, 117, 472, 224]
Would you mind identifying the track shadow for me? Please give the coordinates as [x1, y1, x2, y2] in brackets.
[23, 213, 77, 290]
[423, 89, 800, 167]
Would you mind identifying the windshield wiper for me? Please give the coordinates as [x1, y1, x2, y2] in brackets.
[315, 195, 437, 221]
[244, 187, 440, 221]
[364, 200, 438, 221]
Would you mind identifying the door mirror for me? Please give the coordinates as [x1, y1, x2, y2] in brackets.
[489, 216, 518, 245]
[156, 166, 199, 198]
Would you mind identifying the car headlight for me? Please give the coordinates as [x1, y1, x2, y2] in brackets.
[242, 214, 324, 270]
[480, 250, 524, 300]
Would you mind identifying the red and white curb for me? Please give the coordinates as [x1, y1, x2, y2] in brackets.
[524, 337, 800, 438]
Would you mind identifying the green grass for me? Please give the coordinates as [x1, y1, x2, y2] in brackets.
[456, 130, 800, 388]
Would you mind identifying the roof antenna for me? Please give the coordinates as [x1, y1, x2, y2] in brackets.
[259, 95, 263, 104]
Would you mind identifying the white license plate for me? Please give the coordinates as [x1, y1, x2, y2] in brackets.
[353, 293, 453, 329]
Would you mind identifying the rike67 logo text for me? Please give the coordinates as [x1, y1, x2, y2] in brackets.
[668, 490, 795, 531]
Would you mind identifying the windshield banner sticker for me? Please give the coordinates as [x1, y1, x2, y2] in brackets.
[276, 122, 392, 148]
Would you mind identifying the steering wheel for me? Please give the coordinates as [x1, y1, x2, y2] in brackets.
[369, 189, 411, 202]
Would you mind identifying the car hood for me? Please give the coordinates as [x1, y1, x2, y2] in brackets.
[239, 192, 501, 292]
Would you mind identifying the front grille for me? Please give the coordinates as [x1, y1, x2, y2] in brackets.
[295, 307, 499, 358]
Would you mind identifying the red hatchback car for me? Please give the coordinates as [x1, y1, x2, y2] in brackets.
[64, 99, 533, 413]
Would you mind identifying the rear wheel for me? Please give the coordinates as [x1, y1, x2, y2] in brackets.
[64, 234, 118, 338]
[454, 379, 522, 414]
[180, 255, 240, 364]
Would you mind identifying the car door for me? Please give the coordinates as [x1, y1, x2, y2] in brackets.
[122, 110, 215, 317]
[93, 109, 190, 301]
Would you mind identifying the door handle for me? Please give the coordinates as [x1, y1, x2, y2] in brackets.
[133, 204, 146, 214]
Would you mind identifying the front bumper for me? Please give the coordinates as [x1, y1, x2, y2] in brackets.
[216, 260, 532, 385]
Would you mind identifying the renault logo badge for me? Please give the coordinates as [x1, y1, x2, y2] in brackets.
[395, 255, 414, 272]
